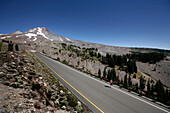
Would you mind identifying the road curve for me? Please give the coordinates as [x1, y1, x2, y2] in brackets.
[33, 53, 170, 113]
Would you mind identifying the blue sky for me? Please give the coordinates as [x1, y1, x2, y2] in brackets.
[0, 0, 170, 50]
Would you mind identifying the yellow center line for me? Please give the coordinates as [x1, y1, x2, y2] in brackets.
[35, 54, 104, 113]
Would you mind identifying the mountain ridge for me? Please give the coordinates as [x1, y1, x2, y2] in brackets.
[0, 27, 170, 55]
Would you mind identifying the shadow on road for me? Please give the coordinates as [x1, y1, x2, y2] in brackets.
[104, 85, 111, 88]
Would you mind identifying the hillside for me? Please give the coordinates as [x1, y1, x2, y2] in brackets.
[0, 51, 90, 112]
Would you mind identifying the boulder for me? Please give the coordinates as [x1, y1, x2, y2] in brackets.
[75, 101, 83, 112]
[75, 105, 83, 113]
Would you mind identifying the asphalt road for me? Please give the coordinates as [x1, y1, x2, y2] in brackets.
[33, 53, 170, 113]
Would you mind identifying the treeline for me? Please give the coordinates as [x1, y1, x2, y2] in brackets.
[101, 53, 137, 74]
[100, 68, 170, 105]
[130, 52, 165, 63]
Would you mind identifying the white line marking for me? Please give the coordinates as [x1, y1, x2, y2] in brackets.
[40, 54, 170, 113]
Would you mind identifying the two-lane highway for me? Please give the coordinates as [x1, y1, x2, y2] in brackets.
[34, 53, 170, 113]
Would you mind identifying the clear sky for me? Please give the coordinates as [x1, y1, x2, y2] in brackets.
[0, 0, 170, 50]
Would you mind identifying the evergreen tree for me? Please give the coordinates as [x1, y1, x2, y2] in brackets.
[120, 78, 123, 85]
[107, 69, 111, 82]
[128, 75, 132, 88]
[147, 81, 150, 95]
[123, 74, 128, 88]
[15, 44, 19, 51]
[155, 80, 164, 102]
[151, 84, 154, 96]
[139, 76, 145, 91]
[117, 74, 120, 85]
[111, 69, 116, 82]
[77, 61, 80, 66]
[135, 83, 138, 92]
[8, 42, 13, 51]
[98, 69, 101, 79]
[103, 67, 107, 79]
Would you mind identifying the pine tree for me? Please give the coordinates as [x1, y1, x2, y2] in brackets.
[155, 80, 164, 102]
[139, 76, 145, 91]
[8, 42, 13, 51]
[117, 74, 120, 85]
[147, 81, 150, 95]
[120, 78, 123, 85]
[135, 83, 138, 92]
[151, 84, 154, 97]
[128, 75, 132, 88]
[15, 44, 19, 51]
[98, 69, 101, 79]
[111, 69, 116, 82]
[107, 69, 111, 82]
[103, 67, 107, 79]
[123, 74, 128, 88]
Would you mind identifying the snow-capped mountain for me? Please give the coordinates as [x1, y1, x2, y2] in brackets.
[0, 27, 73, 44]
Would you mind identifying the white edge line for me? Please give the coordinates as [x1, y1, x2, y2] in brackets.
[39, 54, 170, 113]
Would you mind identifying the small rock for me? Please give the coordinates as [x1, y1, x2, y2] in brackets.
[0, 72, 5, 78]
[10, 82, 20, 88]
[28, 71, 36, 75]
[10, 65, 16, 69]
[34, 102, 41, 109]
[11, 62, 16, 65]
[67, 91, 71, 95]
[59, 100, 67, 105]
[9, 78, 16, 82]
[60, 90, 65, 96]
[54, 100, 59, 105]
[6, 74, 13, 79]
[51, 96, 56, 101]
[77, 101, 81, 106]
[75, 105, 83, 112]
[8, 69, 18, 73]
[4, 81, 10, 86]
[61, 105, 66, 110]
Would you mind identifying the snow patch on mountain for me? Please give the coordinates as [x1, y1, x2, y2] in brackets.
[1, 37, 6, 39]
[25, 33, 37, 39]
[0, 36, 11, 39]
[37, 27, 49, 39]
[32, 37, 37, 41]
[66, 37, 71, 41]
[12, 31, 22, 34]
[59, 37, 63, 42]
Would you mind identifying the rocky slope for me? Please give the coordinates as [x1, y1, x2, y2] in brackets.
[0, 51, 90, 113]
